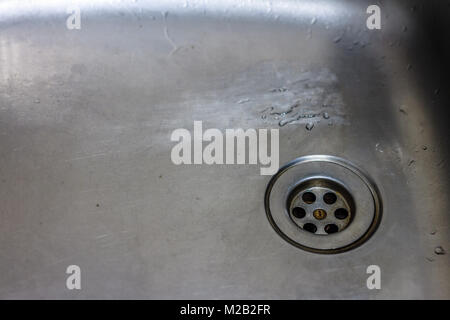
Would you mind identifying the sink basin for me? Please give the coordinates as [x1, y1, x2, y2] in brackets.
[0, 0, 448, 299]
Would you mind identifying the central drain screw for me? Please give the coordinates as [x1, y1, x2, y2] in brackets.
[313, 209, 327, 220]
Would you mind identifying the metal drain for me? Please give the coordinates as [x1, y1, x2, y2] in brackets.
[265, 155, 382, 254]
[287, 177, 355, 235]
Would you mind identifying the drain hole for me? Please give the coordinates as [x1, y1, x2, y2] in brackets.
[323, 192, 337, 204]
[303, 223, 317, 233]
[302, 192, 316, 204]
[334, 208, 349, 220]
[324, 224, 339, 234]
[292, 207, 306, 219]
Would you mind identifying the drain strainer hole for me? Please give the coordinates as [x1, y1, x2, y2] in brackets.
[334, 208, 349, 220]
[302, 192, 316, 204]
[323, 192, 337, 204]
[292, 207, 306, 219]
[303, 223, 317, 233]
[324, 224, 339, 234]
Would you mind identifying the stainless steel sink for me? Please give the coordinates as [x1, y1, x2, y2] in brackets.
[0, 0, 448, 299]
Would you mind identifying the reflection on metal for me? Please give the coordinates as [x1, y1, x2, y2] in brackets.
[0, 0, 448, 299]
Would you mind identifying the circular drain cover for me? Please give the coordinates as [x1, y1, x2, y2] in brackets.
[265, 155, 382, 254]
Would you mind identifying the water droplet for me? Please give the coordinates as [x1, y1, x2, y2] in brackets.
[34, 99, 40, 104]
[270, 87, 287, 93]
[422, 145, 427, 150]
[323, 112, 330, 119]
[237, 98, 250, 104]
[305, 122, 314, 131]
[261, 106, 274, 114]
[333, 36, 342, 43]
[279, 118, 295, 127]
[310, 17, 317, 25]
[434, 246, 445, 255]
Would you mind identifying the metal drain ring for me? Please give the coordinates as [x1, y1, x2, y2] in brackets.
[265, 155, 382, 254]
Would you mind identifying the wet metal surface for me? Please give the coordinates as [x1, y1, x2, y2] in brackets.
[0, 0, 449, 298]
